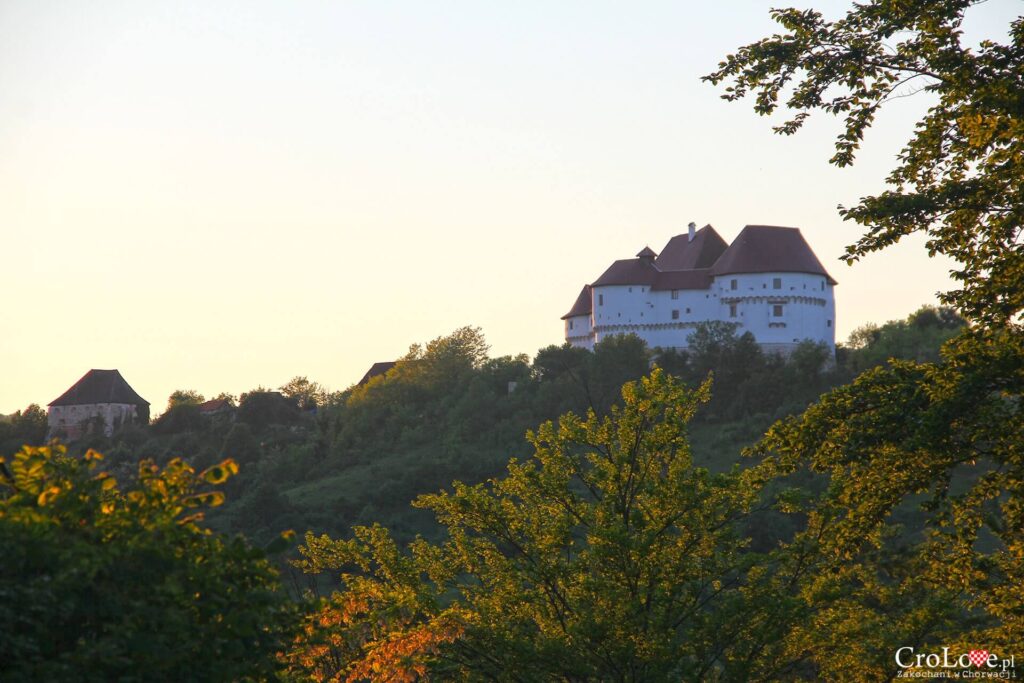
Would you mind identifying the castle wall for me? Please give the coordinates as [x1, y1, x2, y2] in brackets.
[712, 272, 835, 351]
[565, 313, 594, 350]
[48, 403, 138, 440]
[569, 272, 835, 353]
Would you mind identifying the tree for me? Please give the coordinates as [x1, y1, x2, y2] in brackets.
[166, 389, 205, 412]
[279, 376, 327, 411]
[707, 5, 1024, 675]
[286, 370, 800, 681]
[0, 404, 49, 456]
[751, 329, 1024, 677]
[704, 1, 1024, 326]
[0, 445, 295, 680]
[238, 388, 301, 428]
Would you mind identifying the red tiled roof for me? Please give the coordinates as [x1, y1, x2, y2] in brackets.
[561, 285, 592, 319]
[655, 225, 728, 270]
[49, 369, 149, 407]
[710, 225, 837, 283]
[569, 224, 835, 314]
[591, 258, 660, 287]
[198, 398, 232, 413]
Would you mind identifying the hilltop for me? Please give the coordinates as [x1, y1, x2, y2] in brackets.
[8, 305, 965, 548]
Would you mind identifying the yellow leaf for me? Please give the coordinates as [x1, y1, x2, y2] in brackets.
[84, 449, 103, 461]
[37, 486, 62, 506]
[185, 491, 226, 508]
[202, 459, 238, 485]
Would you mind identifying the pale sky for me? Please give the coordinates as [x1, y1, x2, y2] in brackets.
[2, 1, 1018, 414]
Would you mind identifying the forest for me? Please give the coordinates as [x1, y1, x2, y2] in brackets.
[3, 0, 1023, 680]
[1, 309, 963, 551]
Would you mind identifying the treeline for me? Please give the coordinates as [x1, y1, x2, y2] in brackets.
[3, 312, 1017, 680]
[20, 306, 964, 549]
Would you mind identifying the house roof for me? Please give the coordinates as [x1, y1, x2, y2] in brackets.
[591, 258, 660, 287]
[561, 285, 593, 319]
[49, 369, 149, 407]
[569, 223, 836, 313]
[358, 361, 397, 386]
[710, 225, 837, 283]
[651, 268, 714, 291]
[197, 398, 232, 413]
[655, 225, 728, 271]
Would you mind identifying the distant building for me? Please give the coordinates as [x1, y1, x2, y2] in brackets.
[197, 398, 234, 417]
[562, 223, 837, 355]
[47, 369, 149, 440]
[358, 361, 397, 386]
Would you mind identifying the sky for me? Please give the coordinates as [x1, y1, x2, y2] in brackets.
[1, 1, 1019, 414]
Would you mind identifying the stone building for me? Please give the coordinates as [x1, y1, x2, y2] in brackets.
[562, 223, 837, 355]
[47, 369, 150, 440]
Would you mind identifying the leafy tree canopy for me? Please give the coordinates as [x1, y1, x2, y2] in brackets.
[705, 1, 1024, 326]
[166, 388, 205, 412]
[0, 445, 295, 681]
[286, 370, 800, 681]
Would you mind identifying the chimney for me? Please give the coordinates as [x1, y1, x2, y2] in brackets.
[688, 222, 696, 242]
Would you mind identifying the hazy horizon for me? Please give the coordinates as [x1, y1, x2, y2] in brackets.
[3, 1, 1018, 414]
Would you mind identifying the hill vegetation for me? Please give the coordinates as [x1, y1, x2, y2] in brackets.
[4, 0, 1023, 676]
[12, 307, 963, 553]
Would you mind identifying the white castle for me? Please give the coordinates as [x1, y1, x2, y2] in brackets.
[562, 223, 836, 354]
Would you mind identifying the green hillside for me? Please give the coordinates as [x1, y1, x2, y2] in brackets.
[29, 306, 965, 549]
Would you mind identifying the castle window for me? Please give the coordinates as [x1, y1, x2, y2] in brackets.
[629, 287, 633, 293]
[672, 309, 680, 320]
[730, 279, 738, 290]
[671, 290, 679, 299]
[686, 307, 691, 314]
[773, 304, 784, 317]
[827, 319, 832, 327]
[773, 278, 782, 290]
[598, 294, 604, 306]
[822, 281, 825, 290]
[569, 320, 574, 330]
[729, 303, 737, 318]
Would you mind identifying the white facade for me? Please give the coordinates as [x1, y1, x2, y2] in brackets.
[562, 225, 837, 355]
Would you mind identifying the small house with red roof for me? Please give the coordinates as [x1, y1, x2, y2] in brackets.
[197, 398, 234, 418]
[48, 369, 150, 440]
[562, 223, 836, 355]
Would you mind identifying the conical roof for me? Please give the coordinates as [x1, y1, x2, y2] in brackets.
[561, 285, 592, 319]
[49, 369, 149, 407]
[709, 225, 837, 283]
